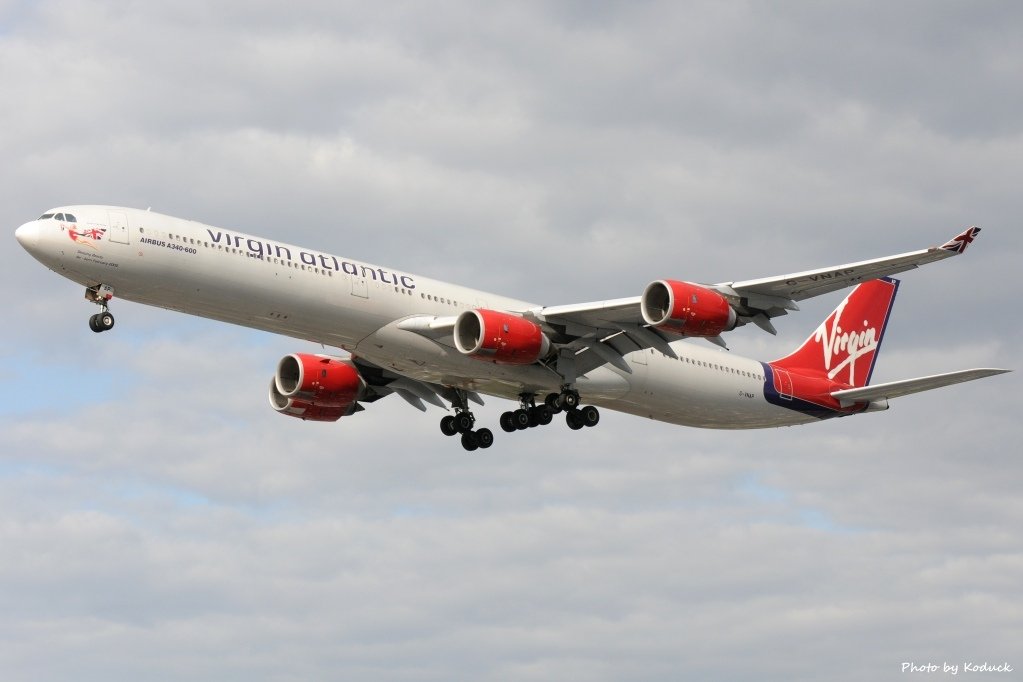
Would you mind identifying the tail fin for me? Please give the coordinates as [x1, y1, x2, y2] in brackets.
[771, 277, 899, 388]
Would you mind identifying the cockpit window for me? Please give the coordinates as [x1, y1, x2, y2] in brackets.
[64, 213, 77, 222]
[38, 213, 54, 220]
[54, 213, 65, 221]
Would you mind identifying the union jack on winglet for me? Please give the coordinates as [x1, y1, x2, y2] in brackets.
[940, 226, 980, 254]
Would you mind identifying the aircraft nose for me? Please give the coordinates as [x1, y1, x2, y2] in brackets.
[15, 220, 40, 250]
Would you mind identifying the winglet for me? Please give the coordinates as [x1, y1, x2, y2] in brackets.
[939, 226, 981, 254]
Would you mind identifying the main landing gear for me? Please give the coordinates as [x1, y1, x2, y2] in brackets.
[498, 388, 600, 435]
[438, 386, 600, 451]
[85, 284, 116, 333]
[439, 390, 493, 452]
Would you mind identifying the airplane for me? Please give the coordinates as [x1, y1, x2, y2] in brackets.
[14, 206, 1009, 450]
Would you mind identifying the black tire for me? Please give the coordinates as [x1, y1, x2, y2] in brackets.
[545, 392, 563, 414]
[461, 431, 479, 451]
[560, 391, 579, 410]
[580, 405, 600, 427]
[440, 415, 459, 436]
[566, 410, 584, 430]
[455, 412, 474, 434]
[88, 314, 102, 333]
[98, 312, 115, 331]
[535, 405, 553, 426]
[476, 428, 494, 449]
[499, 411, 517, 433]
[512, 409, 530, 430]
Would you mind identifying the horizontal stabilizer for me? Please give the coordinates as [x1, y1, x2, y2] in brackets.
[831, 368, 1010, 407]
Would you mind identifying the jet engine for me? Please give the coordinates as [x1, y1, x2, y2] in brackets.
[454, 309, 551, 365]
[268, 353, 366, 421]
[641, 280, 737, 337]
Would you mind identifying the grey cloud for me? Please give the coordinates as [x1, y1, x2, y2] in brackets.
[2, 1, 1021, 680]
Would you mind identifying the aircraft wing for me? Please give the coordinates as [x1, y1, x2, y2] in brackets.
[716, 226, 982, 304]
[401, 227, 984, 378]
[831, 368, 1010, 407]
[523, 227, 984, 374]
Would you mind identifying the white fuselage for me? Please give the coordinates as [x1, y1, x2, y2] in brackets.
[17, 205, 819, 429]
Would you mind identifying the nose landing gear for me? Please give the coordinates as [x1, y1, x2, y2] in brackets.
[85, 284, 116, 333]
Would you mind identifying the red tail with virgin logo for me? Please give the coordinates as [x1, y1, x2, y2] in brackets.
[771, 277, 899, 388]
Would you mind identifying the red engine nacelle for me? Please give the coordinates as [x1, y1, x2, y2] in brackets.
[268, 353, 366, 422]
[640, 280, 737, 337]
[454, 309, 551, 365]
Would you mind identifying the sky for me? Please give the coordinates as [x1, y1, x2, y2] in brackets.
[1, 1, 1021, 680]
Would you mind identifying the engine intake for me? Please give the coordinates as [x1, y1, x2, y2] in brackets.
[269, 353, 365, 421]
[641, 280, 737, 337]
[454, 309, 551, 365]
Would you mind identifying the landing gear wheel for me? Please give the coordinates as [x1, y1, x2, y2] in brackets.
[566, 410, 585, 430]
[580, 405, 600, 427]
[545, 393, 562, 413]
[88, 311, 115, 333]
[532, 405, 553, 426]
[559, 390, 579, 410]
[440, 415, 459, 436]
[512, 409, 531, 430]
[454, 412, 474, 434]
[476, 428, 494, 449]
[499, 411, 517, 433]
[460, 431, 480, 451]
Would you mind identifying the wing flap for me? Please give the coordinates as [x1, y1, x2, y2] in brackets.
[831, 368, 1009, 407]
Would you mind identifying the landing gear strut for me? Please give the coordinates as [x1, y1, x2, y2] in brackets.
[439, 390, 493, 451]
[85, 284, 116, 333]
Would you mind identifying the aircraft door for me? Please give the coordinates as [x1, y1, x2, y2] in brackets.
[107, 210, 130, 244]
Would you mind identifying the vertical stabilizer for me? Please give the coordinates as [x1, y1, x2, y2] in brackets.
[771, 277, 899, 388]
